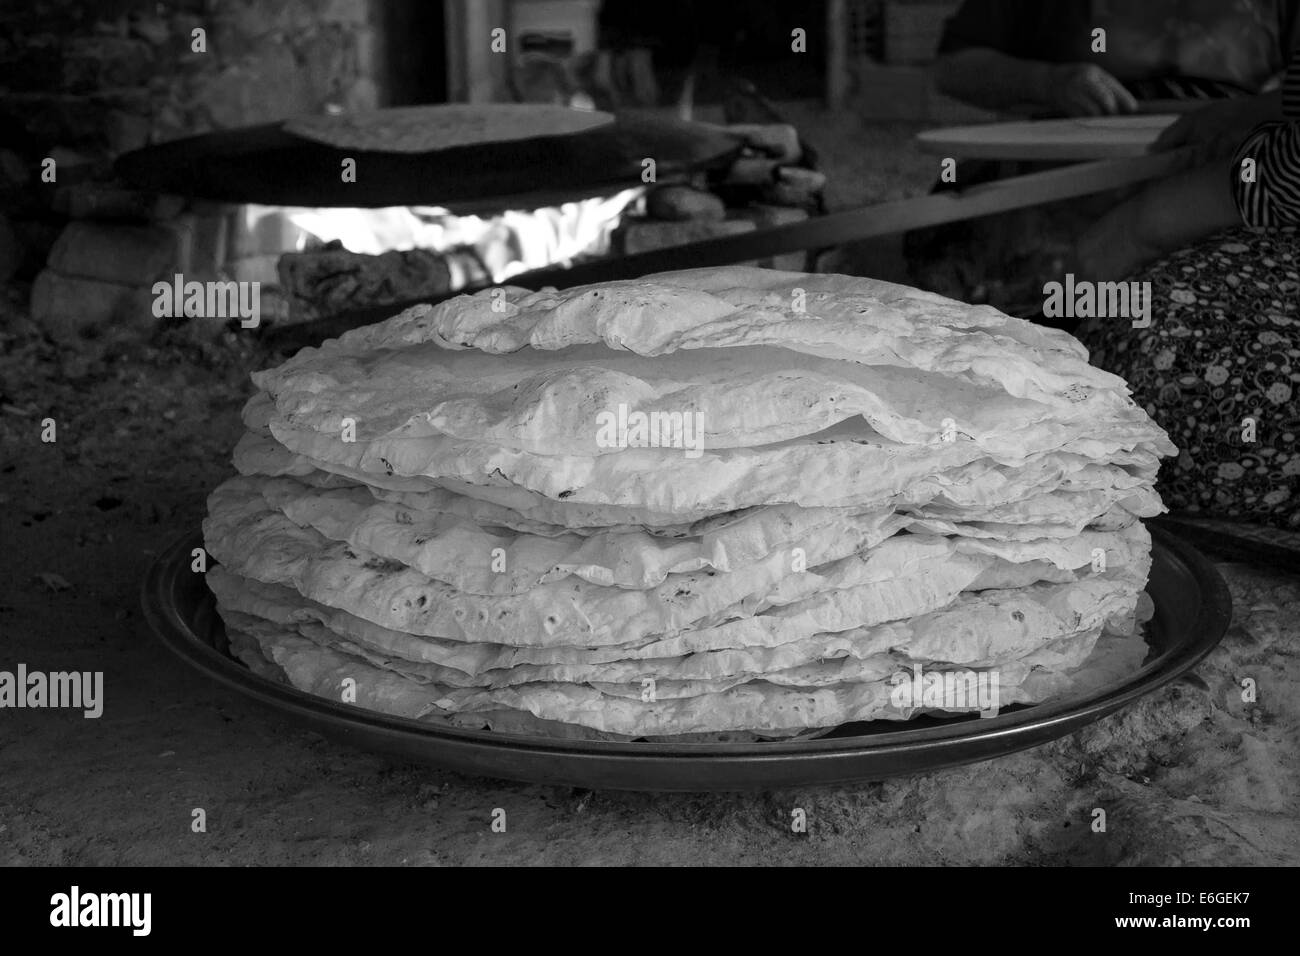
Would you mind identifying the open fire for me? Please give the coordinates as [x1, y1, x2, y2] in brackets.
[241, 186, 645, 290]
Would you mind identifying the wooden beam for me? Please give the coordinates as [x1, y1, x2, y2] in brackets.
[443, 0, 467, 101]
[826, 0, 849, 110]
[451, 0, 508, 103]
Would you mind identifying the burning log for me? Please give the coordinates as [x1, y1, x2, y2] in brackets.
[644, 184, 726, 222]
[276, 244, 457, 324]
[723, 157, 782, 186]
[763, 167, 828, 208]
[714, 123, 802, 164]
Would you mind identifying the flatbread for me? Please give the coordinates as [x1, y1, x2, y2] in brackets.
[252, 339, 1150, 460]
[208, 554, 1138, 677]
[204, 476, 992, 647]
[206, 264, 1174, 740]
[204, 477, 1146, 652]
[261, 268, 1166, 416]
[248, 269, 1172, 516]
[260, 414, 1166, 521]
[234, 430, 1159, 539]
[253, 474, 907, 594]
[239, 622, 1112, 736]
[283, 104, 614, 153]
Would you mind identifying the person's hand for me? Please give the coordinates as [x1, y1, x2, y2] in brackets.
[1047, 63, 1139, 116]
[1073, 201, 1155, 282]
[1150, 90, 1282, 167]
[1074, 164, 1243, 281]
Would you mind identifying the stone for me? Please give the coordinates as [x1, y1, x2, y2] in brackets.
[0, 214, 18, 282]
[61, 37, 156, 92]
[47, 148, 103, 185]
[0, 0, 388, 176]
[47, 220, 190, 285]
[128, 13, 171, 46]
[92, 87, 153, 116]
[187, 209, 231, 281]
[0, 150, 30, 189]
[353, 25, 381, 77]
[645, 184, 726, 222]
[53, 184, 186, 222]
[0, 44, 64, 94]
[344, 77, 380, 113]
[228, 254, 281, 286]
[320, 0, 373, 25]
[9, 219, 63, 280]
[617, 218, 756, 256]
[31, 269, 157, 342]
[210, 2, 292, 45]
[105, 110, 152, 155]
[299, 25, 360, 105]
[198, 48, 307, 128]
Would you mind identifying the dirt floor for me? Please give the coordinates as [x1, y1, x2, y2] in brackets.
[1, 107, 1297, 866]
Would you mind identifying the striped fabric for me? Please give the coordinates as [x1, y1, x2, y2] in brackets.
[1233, 45, 1300, 225]
[1288, 48, 1300, 115]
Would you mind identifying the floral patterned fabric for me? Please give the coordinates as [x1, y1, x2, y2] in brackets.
[1076, 226, 1300, 527]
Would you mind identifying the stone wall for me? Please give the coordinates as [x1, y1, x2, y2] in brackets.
[1, 0, 388, 331]
[1, 0, 385, 161]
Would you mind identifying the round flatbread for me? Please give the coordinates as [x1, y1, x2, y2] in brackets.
[283, 104, 615, 153]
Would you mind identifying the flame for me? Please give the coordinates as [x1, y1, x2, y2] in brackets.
[241, 187, 643, 288]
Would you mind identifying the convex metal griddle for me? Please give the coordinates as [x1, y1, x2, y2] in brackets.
[115, 108, 743, 215]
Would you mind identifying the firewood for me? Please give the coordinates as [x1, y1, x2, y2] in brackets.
[645, 184, 726, 221]
[724, 157, 781, 186]
[277, 245, 453, 322]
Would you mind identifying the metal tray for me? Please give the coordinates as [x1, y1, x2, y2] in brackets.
[141, 525, 1230, 791]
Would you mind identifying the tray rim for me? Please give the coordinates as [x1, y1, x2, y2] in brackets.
[141, 524, 1231, 788]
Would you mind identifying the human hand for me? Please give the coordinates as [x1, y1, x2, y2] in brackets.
[1047, 63, 1139, 116]
[1150, 90, 1282, 167]
[1073, 201, 1155, 282]
[1074, 164, 1242, 281]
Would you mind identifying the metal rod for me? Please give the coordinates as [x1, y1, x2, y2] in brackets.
[511, 149, 1192, 289]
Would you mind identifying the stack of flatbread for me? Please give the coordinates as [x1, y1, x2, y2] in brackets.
[203, 267, 1175, 740]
